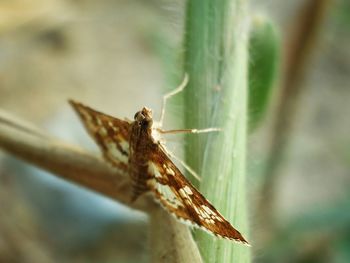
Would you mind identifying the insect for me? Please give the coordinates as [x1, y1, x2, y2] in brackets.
[69, 76, 249, 245]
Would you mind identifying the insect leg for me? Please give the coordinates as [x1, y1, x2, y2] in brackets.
[158, 73, 189, 126]
[157, 127, 221, 134]
[161, 147, 201, 181]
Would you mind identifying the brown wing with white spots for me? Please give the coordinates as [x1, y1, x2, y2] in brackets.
[147, 145, 249, 245]
[69, 100, 130, 172]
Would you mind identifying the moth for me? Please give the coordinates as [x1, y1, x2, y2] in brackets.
[69, 77, 249, 245]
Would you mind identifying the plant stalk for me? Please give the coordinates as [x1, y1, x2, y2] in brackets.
[184, 0, 251, 262]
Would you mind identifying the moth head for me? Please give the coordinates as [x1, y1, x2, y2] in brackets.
[134, 107, 153, 129]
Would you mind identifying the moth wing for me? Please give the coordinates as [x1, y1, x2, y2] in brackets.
[147, 144, 249, 244]
[70, 100, 130, 171]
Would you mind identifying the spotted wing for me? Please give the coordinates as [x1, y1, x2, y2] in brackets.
[147, 144, 249, 244]
[70, 100, 130, 172]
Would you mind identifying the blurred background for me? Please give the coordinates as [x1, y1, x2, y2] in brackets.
[0, 0, 349, 262]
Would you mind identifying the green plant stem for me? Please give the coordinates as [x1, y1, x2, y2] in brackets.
[184, 1, 251, 262]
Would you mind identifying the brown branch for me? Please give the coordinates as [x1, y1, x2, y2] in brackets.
[150, 207, 203, 263]
[0, 109, 202, 263]
[0, 109, 148, 211]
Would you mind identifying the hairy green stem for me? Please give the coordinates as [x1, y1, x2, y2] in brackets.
[183, 0, 251, 262]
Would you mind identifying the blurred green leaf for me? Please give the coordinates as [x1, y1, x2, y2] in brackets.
[248, 15, 280, 132]
[333, 0, 350, 31]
